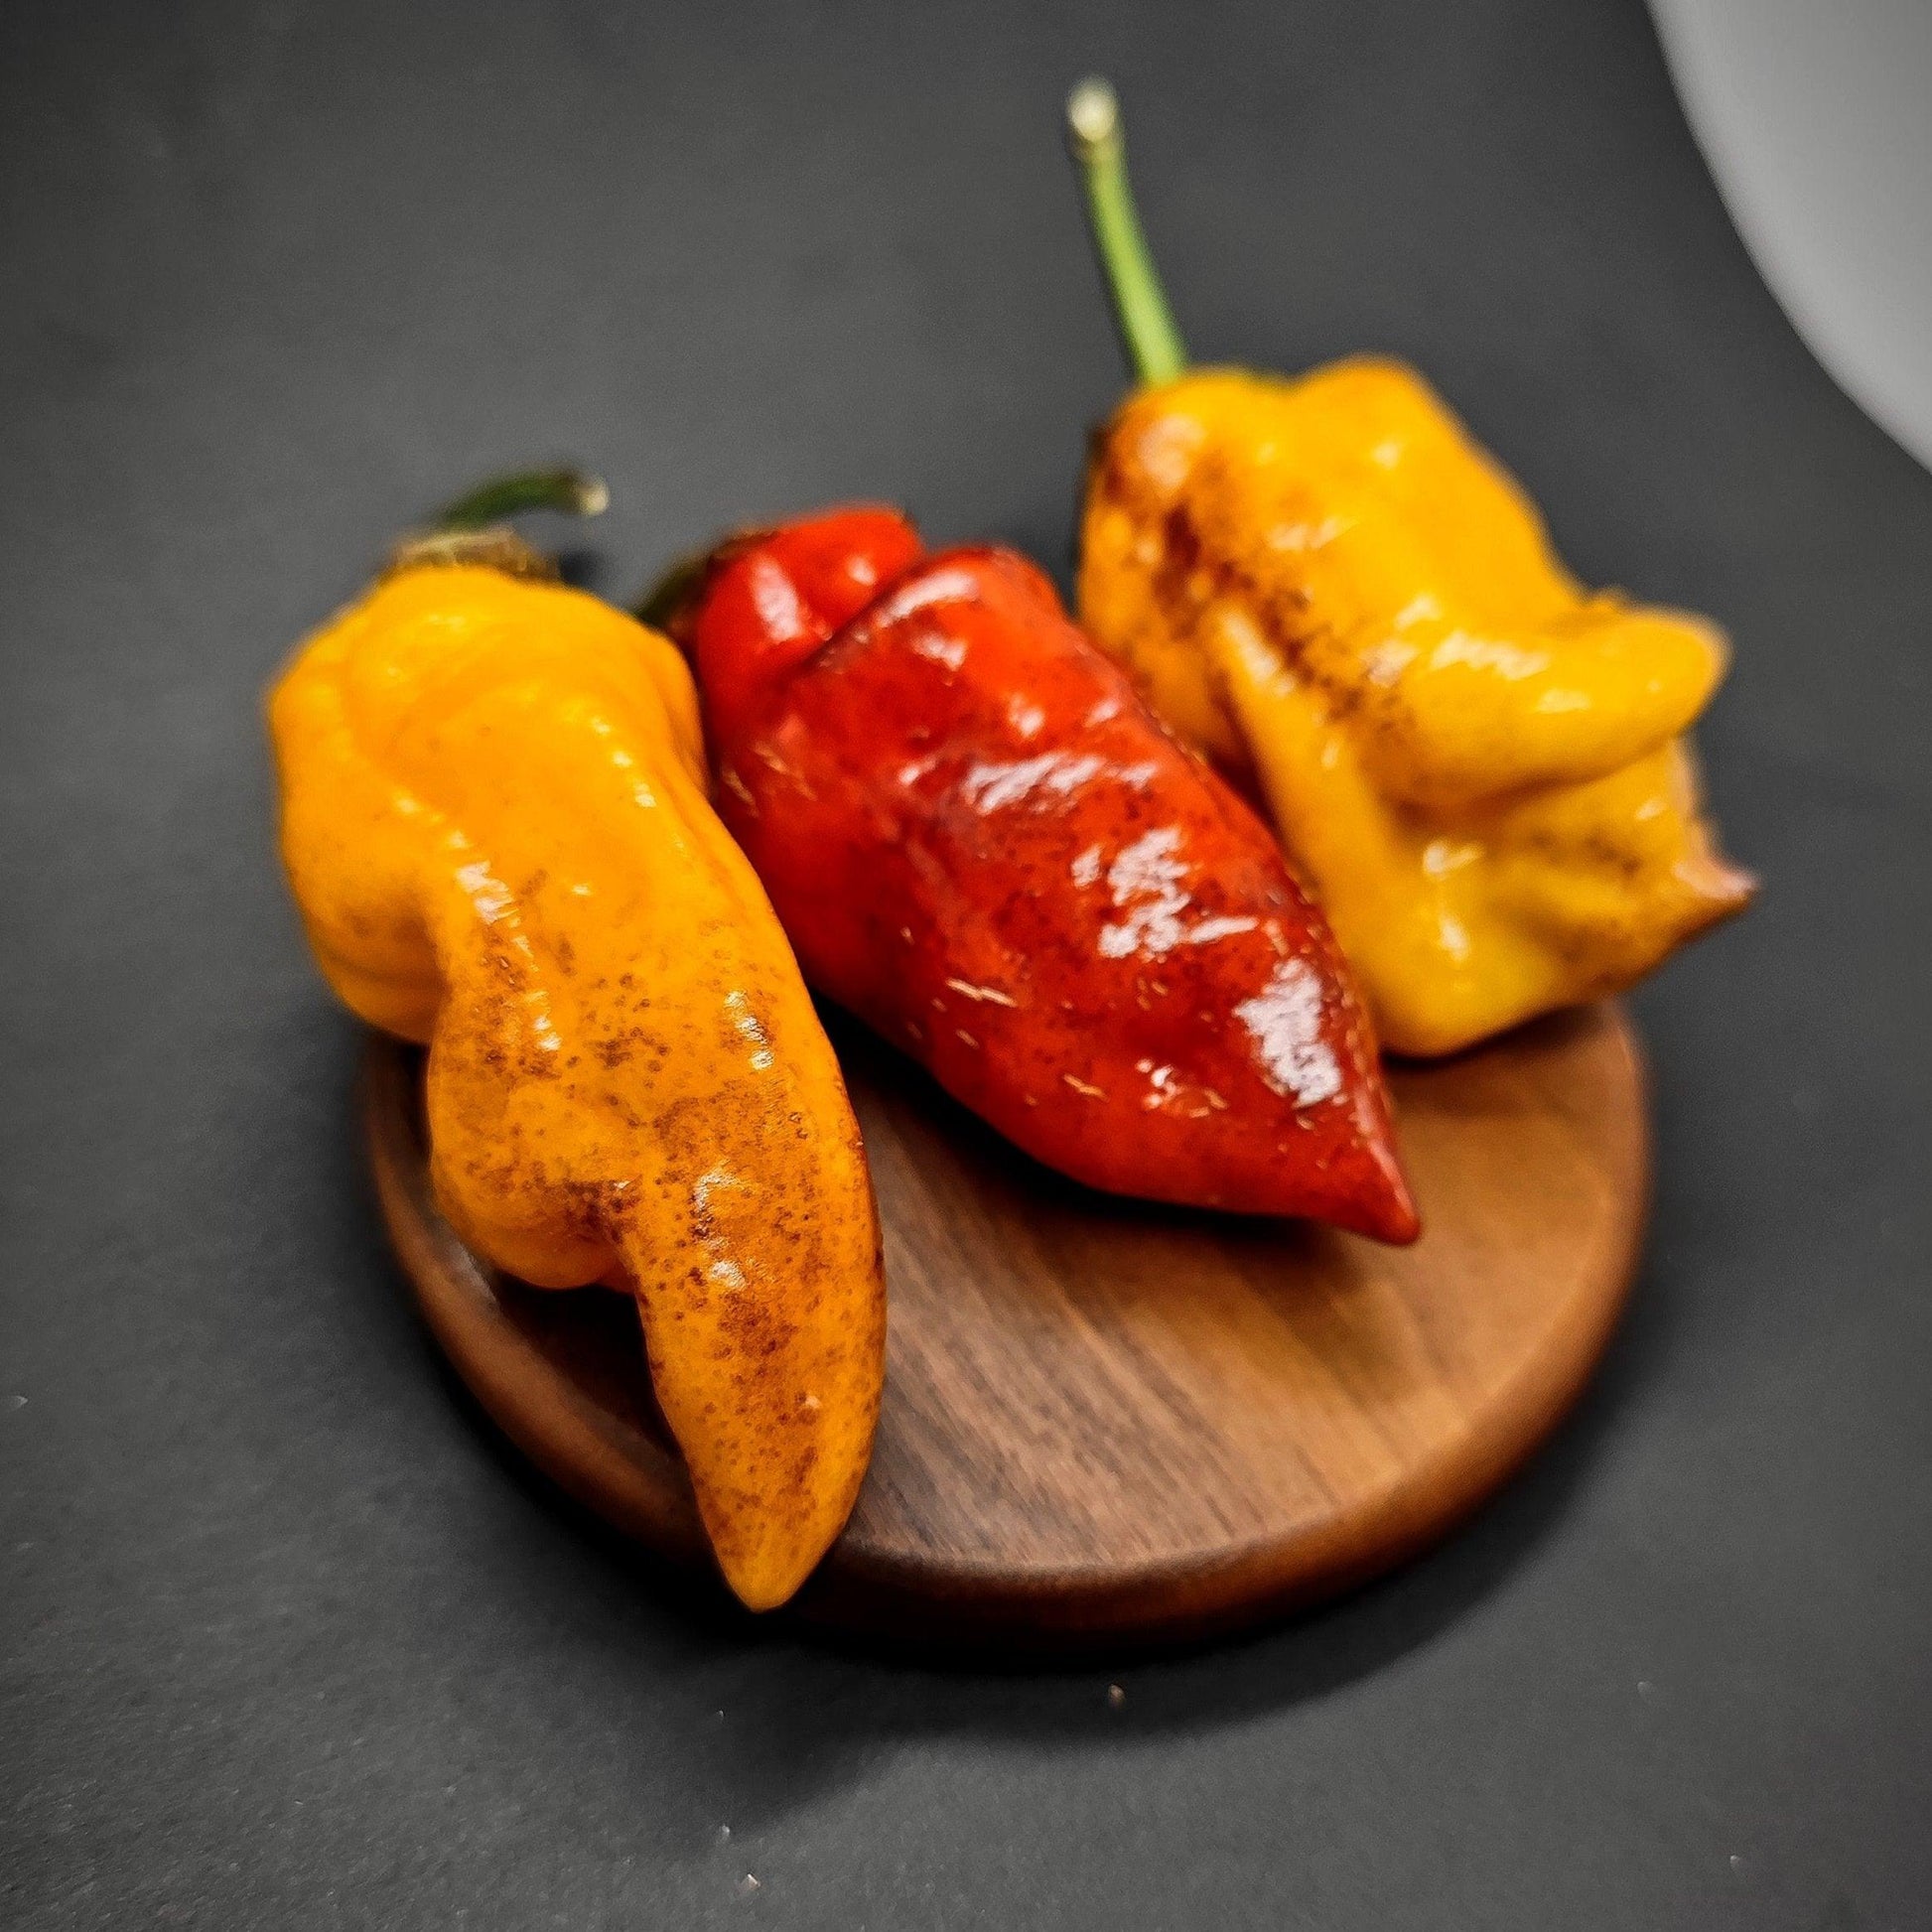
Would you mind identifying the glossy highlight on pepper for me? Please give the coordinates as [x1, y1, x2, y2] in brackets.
[269, 487, 886, 1610]
[676, 506, 1419, 1243]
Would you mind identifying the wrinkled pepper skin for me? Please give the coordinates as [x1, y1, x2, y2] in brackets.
[684, 508, 1419, 1244]
[270, 555, 886, 1609]
[1080, 361, 1755, 1056]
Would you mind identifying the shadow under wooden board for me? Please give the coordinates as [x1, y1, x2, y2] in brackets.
[364, 1002, 1647, 1652]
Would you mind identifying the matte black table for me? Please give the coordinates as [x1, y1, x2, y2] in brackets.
[5, 2, 1927, 1925]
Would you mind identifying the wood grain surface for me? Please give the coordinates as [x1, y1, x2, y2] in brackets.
[364, 1003, 1647, 1650]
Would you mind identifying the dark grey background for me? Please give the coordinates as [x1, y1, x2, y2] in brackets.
[4, 1, 1927, 1926]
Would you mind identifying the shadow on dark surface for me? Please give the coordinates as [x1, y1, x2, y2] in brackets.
[353, 960, 1673, 1834]
[399, 1260, 1665, 1836]
[552, 544, 612, 596]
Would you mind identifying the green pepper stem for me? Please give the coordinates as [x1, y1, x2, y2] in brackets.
[435, 468, 610, 532]
[383, 468, 609, 581]
[1065, 77, 1188, 386]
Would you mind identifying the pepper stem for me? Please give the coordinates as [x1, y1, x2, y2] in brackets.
[1065, 78, 1188, 386]
[385, 468, 609, 581]
[435, 467, 610, 532]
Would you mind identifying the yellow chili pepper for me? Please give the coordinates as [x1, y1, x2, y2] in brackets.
[269, 475, 885, 1609]
[1067, 83, 1753, 1056]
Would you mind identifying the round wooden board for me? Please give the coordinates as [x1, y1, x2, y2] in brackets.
[364, 1003, 1646, 1651]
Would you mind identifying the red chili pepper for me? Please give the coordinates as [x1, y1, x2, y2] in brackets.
[682, 507, 1419, 1243]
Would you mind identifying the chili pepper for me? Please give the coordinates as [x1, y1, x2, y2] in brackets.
[672, 506, 1419, 1244]
[1066, 80, 1754, 1058]
[269, 473, 885, 1610]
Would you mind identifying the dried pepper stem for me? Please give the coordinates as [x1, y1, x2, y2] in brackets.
[1065, 77, 1188, 386]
